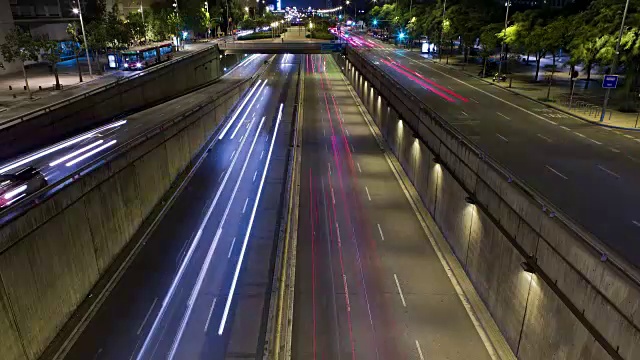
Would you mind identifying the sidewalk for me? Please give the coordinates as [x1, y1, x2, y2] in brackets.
[0, 42, 216, 122]
[422, 53, 640, 130]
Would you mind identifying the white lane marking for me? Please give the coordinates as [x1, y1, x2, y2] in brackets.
[137, 298, 158, 335]
[603, 127, 613, 131]
[546, 165, 568, 180]
[328, 162, 332, 175]
[633, 220, 640, 227]
[560, 126, 571, 131]
[242, 198, 249, 213]
[496, 134, 509, 142]
[357, 162, 362, 173]
[377, 223, 385, 241]
[230, 150, 236, 160]
[218, 171, 225, 183]
[496, 112, 510, 120]
[393, 274, 407, 307]
[447, 85, 453, 90]
[331, 187, 336, 204]
[203, 297, 217, 332]
[537, 134, 552, 142]
[610, 147, 621, 153]
[634, 138, 640, 143]
[416, 340, 425, 360]
[542, 118, 557, 125]
[346, 128, 350, 136]
[365, 186, 372, 201]
[461, 111, 468, 117]
[589, 138, 603, 145]
[350, 143, 355, 153]
[624, 134, 634, 139]
[575, 132, 586, 138]
[228, 237, 236, 258]
[260, 150, 264, 159]
[597, 165, 620, 179]
[253, 171, 257, 182]
[469, 97, 479, 103]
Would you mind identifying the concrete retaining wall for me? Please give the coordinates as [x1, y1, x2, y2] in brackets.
[0, 76, 253, 360]
[0, 45, 244, 160]
[339, 50, 640, 359]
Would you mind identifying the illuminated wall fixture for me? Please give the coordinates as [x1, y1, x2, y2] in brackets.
[465, 196, 476, 205]
[520, 261, 536, 274]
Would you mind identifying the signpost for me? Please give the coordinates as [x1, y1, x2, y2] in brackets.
[602, 75, 619, 89]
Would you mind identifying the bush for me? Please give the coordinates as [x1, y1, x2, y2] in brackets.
[305, 31, 337, 40]
[237, 31, 282, 41]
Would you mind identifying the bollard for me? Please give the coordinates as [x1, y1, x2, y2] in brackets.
[39, 86, 42, 90]
[8, 86, 12, 90]
[23, 86, 26, 90]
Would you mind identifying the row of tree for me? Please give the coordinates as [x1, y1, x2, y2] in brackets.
[369, 0, 639, 107]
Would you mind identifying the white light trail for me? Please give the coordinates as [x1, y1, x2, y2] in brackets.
[218, 81, 262, 139]
[230, 81, 267, 140]
[218, 103, 283, 335]
[49, 140, 104, 166]
[3, 184, 27, 200]
[65, 140, 117, 167]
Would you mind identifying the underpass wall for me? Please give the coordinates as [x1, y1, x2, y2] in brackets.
[0, 45, 245, 160]
[0, 77, 253, 360]
[339, 51, 640, 359]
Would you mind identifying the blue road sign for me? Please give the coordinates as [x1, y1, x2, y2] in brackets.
[321, 43, 342, 52]
[603, 75, 619, 89]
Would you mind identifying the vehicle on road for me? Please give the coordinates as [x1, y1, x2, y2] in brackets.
[122, 42, 174, 70]
[0, 167, 47, 208]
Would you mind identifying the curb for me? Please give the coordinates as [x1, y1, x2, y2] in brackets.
[424, 57, 640, 132]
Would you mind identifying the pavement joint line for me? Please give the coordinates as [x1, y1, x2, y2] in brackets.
[393, 274, 407, 307]
[253, 170, 257, 182]
[589, 138, 603, 145]
[575, 132, 586, 138]
[610, 147, 621, 153]
[338, 57, 507, 359]
[377, 223, 385, 241]
[546, 165, 568, 180]
[461, 111, 468, 116]
[597, 165, 620, 179]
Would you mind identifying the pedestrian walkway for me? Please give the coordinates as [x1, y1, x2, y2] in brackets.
[423, 54, 640, 130]
[0, 42, 217, 122]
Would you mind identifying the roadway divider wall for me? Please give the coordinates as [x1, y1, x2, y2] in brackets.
[0, 74, 257, 360]
[338, 50, 640, 359]
[0, 45, 244, 160]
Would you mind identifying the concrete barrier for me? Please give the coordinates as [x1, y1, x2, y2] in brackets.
[0, 74, 256, 360]
[338, 50, 640, 359]
[0, 44, 245, 161]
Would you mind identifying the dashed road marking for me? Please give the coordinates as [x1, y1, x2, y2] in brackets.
[497, 112, 510, 120]
[589, 138, 602, 145]
[393, 274, 407, 307]
[546, 165, 568, 180]
[597, 165, 620, 179]
[496, 134, 509, 142]
[357, 162, 362, 173]
[560, 126, 571, 131]
[204, 297, 218, 332]
[537, 134, 552, 142]
[416, 340, 425, 360]
[610, 148, 621, 153]
[377, 223, 385, 241]
[365, 186, 372, 201]
[575, 132, 586, 138]
[469, 97, 479, 104]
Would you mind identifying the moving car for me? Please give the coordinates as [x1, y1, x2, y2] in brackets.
[0, 166, 48, 208]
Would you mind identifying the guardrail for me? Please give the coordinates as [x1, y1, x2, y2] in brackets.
[0, 61, 268, 233]
[350, 47, 640, 287]
[0, 43, 219, 130]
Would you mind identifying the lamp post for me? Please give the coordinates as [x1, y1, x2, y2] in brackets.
[439, 0, 446, 62]
[600, 0, 631, 122]
[72, 6, 92, 77]
[497, 0, 511, 81]
[140, 2, 146, 43]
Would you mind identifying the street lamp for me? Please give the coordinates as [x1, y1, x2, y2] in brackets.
[72, 6, 92, 77]
[439, 0, 447, 62]
[497, 0, 511, 81]
[139, 3, 146, 43]
[600, 0, 631, 122]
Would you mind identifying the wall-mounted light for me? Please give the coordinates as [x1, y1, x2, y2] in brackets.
[520, 261, 536, 274]
[465, 196, 476, 205]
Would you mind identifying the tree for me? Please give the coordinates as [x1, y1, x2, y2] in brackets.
[66, 23, 85, 82]
[85, 19, 108, 74]
[126, 11, 146, 44]
[480, 23, 502, 77]
[0, 27, 40, 99]
[39, 37, 63, 90]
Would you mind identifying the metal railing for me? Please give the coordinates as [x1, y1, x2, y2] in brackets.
[0, 43, 219, 129]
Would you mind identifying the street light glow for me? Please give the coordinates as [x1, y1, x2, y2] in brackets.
[245, 6, 249, 11]
[72, 8, 79, 14]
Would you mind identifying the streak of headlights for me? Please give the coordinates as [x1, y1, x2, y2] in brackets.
[218, 80, 262, 139]
[65, 140, 117, 167]
[230, 81, 268, 140]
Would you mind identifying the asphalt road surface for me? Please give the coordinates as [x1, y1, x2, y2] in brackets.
[0, 54, 265, 223]
[291, 53, 491, 359]
[355, 35, 640, 268]
[60, 54, 299, 360]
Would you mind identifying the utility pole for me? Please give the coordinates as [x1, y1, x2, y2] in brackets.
[497, 0, 511, 81]
[600, 0, 630, 122]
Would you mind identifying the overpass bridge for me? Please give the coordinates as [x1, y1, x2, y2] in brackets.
[219, 41, 345, 54]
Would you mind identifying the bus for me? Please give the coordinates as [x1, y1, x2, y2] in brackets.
[121, 42, 173, 70]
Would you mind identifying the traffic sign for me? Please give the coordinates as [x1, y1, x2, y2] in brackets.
[602, 75, 619, 89]
[321, 43, 342, 52]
